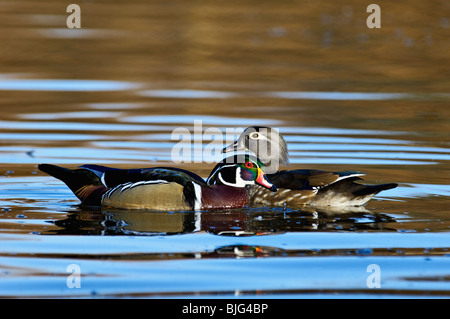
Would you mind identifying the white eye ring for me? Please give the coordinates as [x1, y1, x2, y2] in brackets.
[249, 132, 260, 139]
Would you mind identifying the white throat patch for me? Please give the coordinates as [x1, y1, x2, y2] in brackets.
[217, 167, 252, 188]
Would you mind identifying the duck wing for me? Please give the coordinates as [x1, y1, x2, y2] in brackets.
[267, 169, 365, 190]
[80, 164, 206, 188]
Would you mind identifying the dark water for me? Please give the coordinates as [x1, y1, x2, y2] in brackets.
[0, 0, 449, 298]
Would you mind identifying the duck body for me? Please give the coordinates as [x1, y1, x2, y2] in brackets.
[38, 155, 275, 211]
[96, 165, 250, 210]
[249, 169, 397, 207]
[101, 179, 249, 210]
[223, 126, 398, 207]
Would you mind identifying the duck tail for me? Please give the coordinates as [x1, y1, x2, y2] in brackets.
[353, 183, 398, 197]
[38, 164, 107, 206]
[315, 179, 398, 206]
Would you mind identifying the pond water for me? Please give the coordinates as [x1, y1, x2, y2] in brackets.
[0, 0, 449, 298]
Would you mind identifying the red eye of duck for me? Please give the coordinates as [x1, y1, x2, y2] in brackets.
[244, 161, 254, 169]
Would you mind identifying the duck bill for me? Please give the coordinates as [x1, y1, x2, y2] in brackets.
[255, 167, 277, 192]
[222, 141, 244, 153]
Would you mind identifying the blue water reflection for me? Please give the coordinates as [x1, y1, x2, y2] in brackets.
[0, 79, 138, 91]
[137, 89, 450, 101]
[121, 114, 282, 126]
[264, 91, 450, 101]
[139, 89, 238, 99]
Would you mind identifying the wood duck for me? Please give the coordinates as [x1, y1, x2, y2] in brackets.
[223, 126, 398, 207]
[38, 155, 276, 211]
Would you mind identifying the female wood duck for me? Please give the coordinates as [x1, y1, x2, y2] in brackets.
[38, 155, 276, 211]
[222, 126, 398, 207]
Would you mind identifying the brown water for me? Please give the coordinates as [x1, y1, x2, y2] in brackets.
[0, 0, 449, 298]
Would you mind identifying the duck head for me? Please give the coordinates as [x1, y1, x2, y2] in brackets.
[206, 155, 277, 192]
[222, 126, 288, 174]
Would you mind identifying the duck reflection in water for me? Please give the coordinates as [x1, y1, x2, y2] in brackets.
[52, 206, 396, 236]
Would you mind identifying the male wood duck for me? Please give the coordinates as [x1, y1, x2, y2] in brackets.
[223, 126, 398, 207]
[38, 155, 276, 211]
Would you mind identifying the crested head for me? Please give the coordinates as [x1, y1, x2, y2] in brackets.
[206, 155, 277, 192]
[222, 126, 289, 173]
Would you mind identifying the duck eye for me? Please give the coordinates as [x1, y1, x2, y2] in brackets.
[244, 161, 254, 169]
[249, 132, 260, 139]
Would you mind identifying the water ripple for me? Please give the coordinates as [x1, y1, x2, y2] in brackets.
[0, 79, 138, 91]
[136, 89, 450, 101]
[264, 91, 450, 101]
